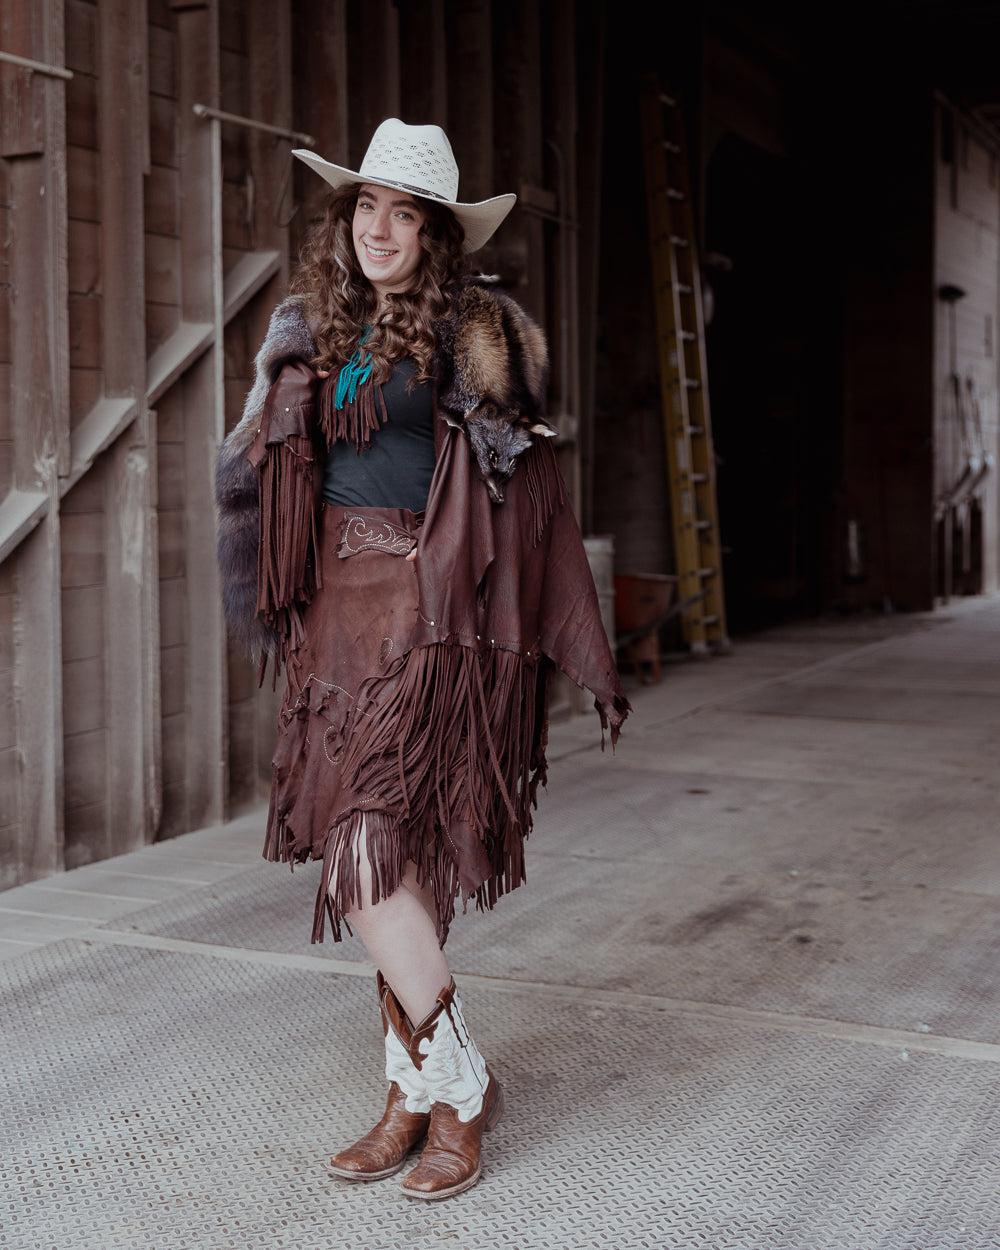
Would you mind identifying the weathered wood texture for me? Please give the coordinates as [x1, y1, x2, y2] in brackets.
[2, 0, 70, 883]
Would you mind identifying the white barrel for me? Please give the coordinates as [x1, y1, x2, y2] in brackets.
[583, 534, 616, 647]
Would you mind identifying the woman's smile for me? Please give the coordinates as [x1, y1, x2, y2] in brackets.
[353, 184, 427, 296]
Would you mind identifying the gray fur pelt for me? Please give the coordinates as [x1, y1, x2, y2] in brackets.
[216, 281, 550, 658]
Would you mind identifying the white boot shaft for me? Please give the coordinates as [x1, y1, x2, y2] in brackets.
[382, 989, 431, 1114]
[411, 983, 489, 1124]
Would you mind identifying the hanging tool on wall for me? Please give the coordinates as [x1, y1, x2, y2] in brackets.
[640, 78, 729, 654]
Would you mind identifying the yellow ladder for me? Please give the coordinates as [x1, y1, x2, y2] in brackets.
[640, 81, 729, 654]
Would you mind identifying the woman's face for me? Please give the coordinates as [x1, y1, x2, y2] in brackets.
[352, 183, 427, 297]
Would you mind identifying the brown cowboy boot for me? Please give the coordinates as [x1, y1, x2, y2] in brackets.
[399, 980, 504, 1200]
[328, 972, 431, 1181]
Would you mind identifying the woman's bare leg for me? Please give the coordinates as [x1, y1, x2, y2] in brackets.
[343, 843, 450, 1025]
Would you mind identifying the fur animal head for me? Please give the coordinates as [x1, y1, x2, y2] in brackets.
[465, 402, 557, 503]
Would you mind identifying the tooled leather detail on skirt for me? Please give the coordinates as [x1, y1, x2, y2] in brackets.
[338, 512, 417, 558]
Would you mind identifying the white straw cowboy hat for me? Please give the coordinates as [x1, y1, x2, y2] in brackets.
[293, 118, 516, 253]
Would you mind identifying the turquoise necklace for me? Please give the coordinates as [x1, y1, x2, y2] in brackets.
[334, 326, 373, 411]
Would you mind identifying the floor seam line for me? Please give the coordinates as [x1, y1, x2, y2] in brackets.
[76, 927, 1000, 1064]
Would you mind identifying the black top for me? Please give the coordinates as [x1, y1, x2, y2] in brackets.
[322, 360, 436, 513]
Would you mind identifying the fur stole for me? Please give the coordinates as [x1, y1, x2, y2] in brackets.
[215, 281, 552, 661]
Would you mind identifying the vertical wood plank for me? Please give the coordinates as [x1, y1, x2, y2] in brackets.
[176, 0, 227, 827]
[549, 0, 582, 513]
[446, 0, 493, 204]
[574, 0, 605, 534]
[400, 0, 447, 126]
[98, 0, 162, 854]
[493, 0, 545, 320]
[348, 0, 399, 164]
[244, 0, 292, 800]
[291, 0, 347, 243]
[5, 0, 71, 882]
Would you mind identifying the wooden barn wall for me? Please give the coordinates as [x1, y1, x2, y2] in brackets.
[838, 85, 936, 613]
[0, 0, 591, 888]
[932, 102, 1000, 599]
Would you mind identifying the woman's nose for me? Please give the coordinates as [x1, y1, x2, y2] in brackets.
[368, 208, 390, 237]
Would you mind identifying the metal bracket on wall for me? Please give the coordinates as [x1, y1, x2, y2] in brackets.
[0, 49, 73, 80]
[192, 103, 315, 147]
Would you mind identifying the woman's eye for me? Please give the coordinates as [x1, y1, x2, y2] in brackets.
[396, 211, 413, 222]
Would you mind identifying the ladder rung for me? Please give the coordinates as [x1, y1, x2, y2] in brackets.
[702, 613, 720, 626]
[670, 235, 689, 247]
[662, 139, 681, 154]
[660, 93, 677, 107]
[684, 379, 701, 389]
[675, 330, 696, 341]
[698, 567, 716, 579]
[668, 283, 693, 295]
[696, 519, 712, 531]
[667, 188, 685, 201]
[691, 473, 709, 484]
[689, 425, 706, 435]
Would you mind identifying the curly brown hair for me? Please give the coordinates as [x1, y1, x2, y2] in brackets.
[289, 185, 468, 384]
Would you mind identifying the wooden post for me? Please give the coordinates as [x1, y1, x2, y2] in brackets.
[98, 0, 161, 853]
[493, 0, 545, 320]
[446, 0, 493, 204]
[291, 0, 347, 243]
[574, 0, 605, 535]
[348, 0, 400, 163]
[549, 0, 582, 514]
[176, 0, 227, 828]
[2, 0, 70, 883]
[244, 0, 294, 799]
[400, 0, 447, 125]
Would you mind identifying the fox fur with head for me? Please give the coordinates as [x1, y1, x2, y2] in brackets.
[434, 281, 555, 502]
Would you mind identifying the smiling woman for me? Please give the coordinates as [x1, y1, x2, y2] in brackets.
[214, 118, 629, 1202]
[353, 185, 427, 296]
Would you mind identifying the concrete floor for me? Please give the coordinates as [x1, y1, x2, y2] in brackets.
[3, 597, 1000, 1249]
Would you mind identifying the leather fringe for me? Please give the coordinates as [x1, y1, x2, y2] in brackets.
[266, 641, 552, 946]
[318, 373, 388, 451]
[525, 438, 566, 548]
[254, 428, 320, 673]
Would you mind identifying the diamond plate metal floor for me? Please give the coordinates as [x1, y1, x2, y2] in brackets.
[4, 598, 1000, 1249]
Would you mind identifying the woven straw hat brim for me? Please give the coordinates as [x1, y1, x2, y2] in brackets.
[292, 148, 516, 253]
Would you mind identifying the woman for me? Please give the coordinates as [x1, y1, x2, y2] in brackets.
[216, 119, 629, 1200]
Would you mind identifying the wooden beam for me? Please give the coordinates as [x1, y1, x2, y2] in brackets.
[146, 321, 214, 407]
[291, 0, 348, 243]
[6, 0, 70, 884]
[98, 0, 160, 855]
[348, 1, 399, 164]
[223, 248, 282, 319]
[446, 0, 493, 205]
[64, 396, 137, 492]
[176, 0, 226, 828]
[493, 0, 545, 315]
[145, 250, 280, 406]
[548, 0, 582, 514]
[400, 0, 447, 125]
[0, 490, 48, 567]
[575, 0, 606, 535]
[245, 0, 293, 803]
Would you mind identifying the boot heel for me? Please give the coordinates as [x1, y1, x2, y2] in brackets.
[484, 1073, 505, 1132]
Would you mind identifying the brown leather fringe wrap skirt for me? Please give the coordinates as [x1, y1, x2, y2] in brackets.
[263, 504, 551, 946]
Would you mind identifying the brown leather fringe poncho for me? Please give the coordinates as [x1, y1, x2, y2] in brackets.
[216, 282, 630, 945]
